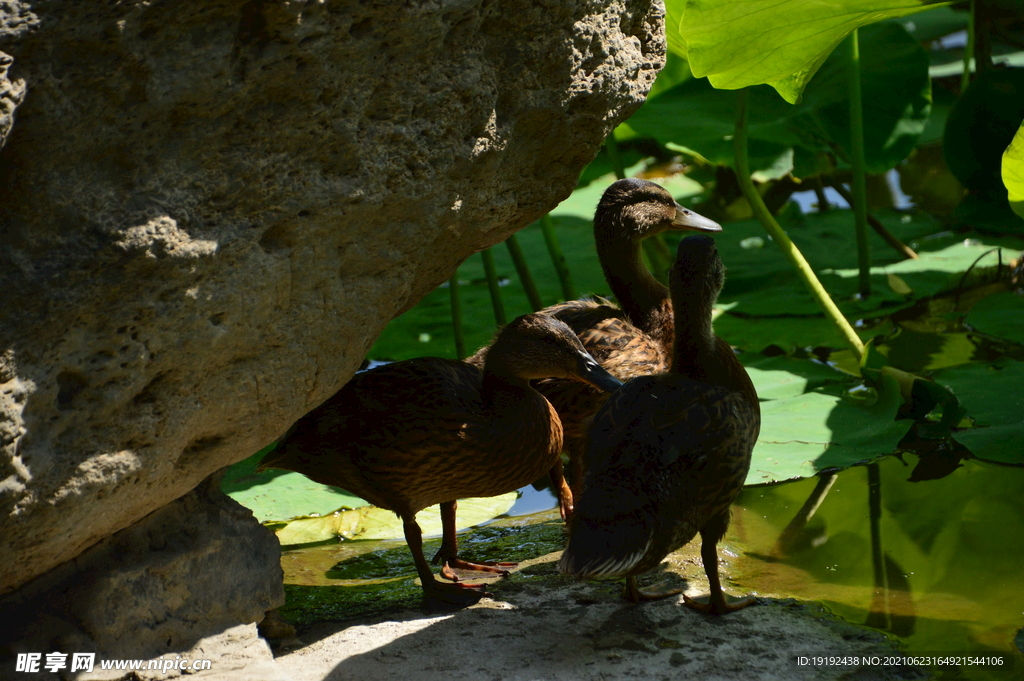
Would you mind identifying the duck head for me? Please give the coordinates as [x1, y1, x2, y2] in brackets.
[486, 313, 623, 393]
[670, 234, 725, 306]
[597, 178, 721, 239]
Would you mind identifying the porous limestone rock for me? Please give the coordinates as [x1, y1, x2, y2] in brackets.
[0, 0, 665, 648]
[0, 49, 25, 150]
[0, 479, 284, 671]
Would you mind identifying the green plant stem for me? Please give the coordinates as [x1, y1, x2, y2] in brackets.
[480, 248, 507, 327]
[504, 234, 544, 311]
[606, 133, 626, 180]
[774, 472, 838, 555]
[448, 272, 465, 359]
[962, 0, 976, 92]
[974, 1, 993, 76]
[813, 178, 831, 213]
[827, 181, 918, 260]
[848, 28, 871, 298]
[540, 214, 577, 301]
[864, 462, 891, 630]
[734, 88, 865, 361]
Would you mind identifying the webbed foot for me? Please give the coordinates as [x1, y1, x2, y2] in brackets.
[422, 579, 492, 605]
[683, 593, 756, 615]
[439, 557, 516, 582]
[622, 576, 685, 602]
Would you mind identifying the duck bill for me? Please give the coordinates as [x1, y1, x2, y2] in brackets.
[671, 202, 722, 233]
[573, 355, 622, 393]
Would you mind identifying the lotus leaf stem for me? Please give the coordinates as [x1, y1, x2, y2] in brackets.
[448, 272, 465, 359]
[480, 248, 507, 327]
[505, 233, 544, 311]
[848, 28, 872, 298]
[734, 88, 865, 361]
[540, 214, 577, 301]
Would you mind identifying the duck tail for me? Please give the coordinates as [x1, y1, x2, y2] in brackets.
[559, 512, 654, 579]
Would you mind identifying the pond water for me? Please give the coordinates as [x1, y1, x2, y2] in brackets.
[729, 455, 1024, 680]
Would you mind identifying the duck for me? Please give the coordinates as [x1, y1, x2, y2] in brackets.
[468, 178, 721, 515]
[559, 234, 759, 615]
[258, 313, 622, 605]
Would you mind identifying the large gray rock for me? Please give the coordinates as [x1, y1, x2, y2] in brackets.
[0, 479, 284, 670]
[0, 0, 665, 600]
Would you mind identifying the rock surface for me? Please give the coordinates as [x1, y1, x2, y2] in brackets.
[0, 49, 25, 150]
[2, 545, 923, 681]
[270, 551, 925, 681]
[0, 479, 284, 669]
[279, 599, 914, 680]
[255, 514, 929, 681]
[0, 0, 665, 604]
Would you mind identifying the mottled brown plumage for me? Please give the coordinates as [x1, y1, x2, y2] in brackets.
[559, 235, 760, 615]
[258, 313, 621, 604]
[468, 179, 721, 511]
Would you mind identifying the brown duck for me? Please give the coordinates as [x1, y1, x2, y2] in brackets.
[559, 235, 759, 615]
[259, 313, 621, 604]
[468, 178, 721, 515]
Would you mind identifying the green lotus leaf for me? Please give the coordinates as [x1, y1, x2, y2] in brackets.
[273, 492, 519, 546]
[1003, 121, 1024, 220]
[748, 374, 912, 485]
[667, 0, 942, 103]
[934, 360, 1024, 464]
[626, 78, 802, 171]
[965, 291, 1024, 344]
[797, 22, 931, 172]
[743, 354, 855, 399]
[223, 447, 366, 523]
[944, 68, 1024, 192]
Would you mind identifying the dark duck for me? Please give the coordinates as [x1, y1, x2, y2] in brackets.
[559, 235, 759, 615]
[258, 313, 621, 604]
[468, 178, 721, 515]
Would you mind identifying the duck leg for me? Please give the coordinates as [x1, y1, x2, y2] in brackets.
[402, 515, 490, 604]
[431, 500, 516, 581]
[683, 512, 755, 615]
[549, 459, 574, 521]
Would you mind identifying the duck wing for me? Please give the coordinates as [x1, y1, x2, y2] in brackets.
[466, 297, 665, 370]
[526, 299, 667, 453]
[562, 375, 757, 577]
[541, 298, 661, 364]
[258, 359, 486, 493]
[583, 375, 753, 472]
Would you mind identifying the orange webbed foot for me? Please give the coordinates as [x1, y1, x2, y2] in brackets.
[439, 558, 516, 582]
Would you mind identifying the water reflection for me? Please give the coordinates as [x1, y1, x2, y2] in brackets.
[505, 483, 559, 517]
[730, 456, 1024, 679]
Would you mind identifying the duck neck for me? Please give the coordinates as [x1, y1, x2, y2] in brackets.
[671, 298, 717, 375]
[480, 360, 535, 409]
[480, 360, 563, 451]
[595, 218, 671, 342]
[671, 300, 757, 403]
